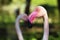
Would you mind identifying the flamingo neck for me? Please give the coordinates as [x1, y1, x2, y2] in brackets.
[15, 15, 24, 40]
[42, 14, 49, 40]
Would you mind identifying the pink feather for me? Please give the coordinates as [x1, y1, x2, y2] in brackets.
[28, 11, 37, 23]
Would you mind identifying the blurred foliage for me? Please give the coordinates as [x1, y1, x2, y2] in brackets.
[0, 0, 12, 5]
[0, 0, 60, 40]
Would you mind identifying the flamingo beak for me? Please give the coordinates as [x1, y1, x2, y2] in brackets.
[24, 19, 33, 28]
[26, 11, 38, 28]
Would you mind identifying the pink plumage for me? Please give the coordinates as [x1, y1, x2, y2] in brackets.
[28, 11, 37, 23]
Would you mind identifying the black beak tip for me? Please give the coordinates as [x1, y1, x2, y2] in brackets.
[24, 19, 33, 28]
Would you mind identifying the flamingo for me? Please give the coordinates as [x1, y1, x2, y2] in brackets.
[15, 6, 49, 40]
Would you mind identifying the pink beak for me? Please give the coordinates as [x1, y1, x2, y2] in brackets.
[28, 11, 38, 23]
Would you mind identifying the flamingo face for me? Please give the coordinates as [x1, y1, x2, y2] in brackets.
[28, 6, 47, 23]
[20, 14, 28, 21]
[36, 6, 47, 17]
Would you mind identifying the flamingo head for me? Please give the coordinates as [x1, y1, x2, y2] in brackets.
[20, 14, 28, 21]
[28, 6, 47, 23]
[24, 6, 47, 28]
[35, 6, 47, 17]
